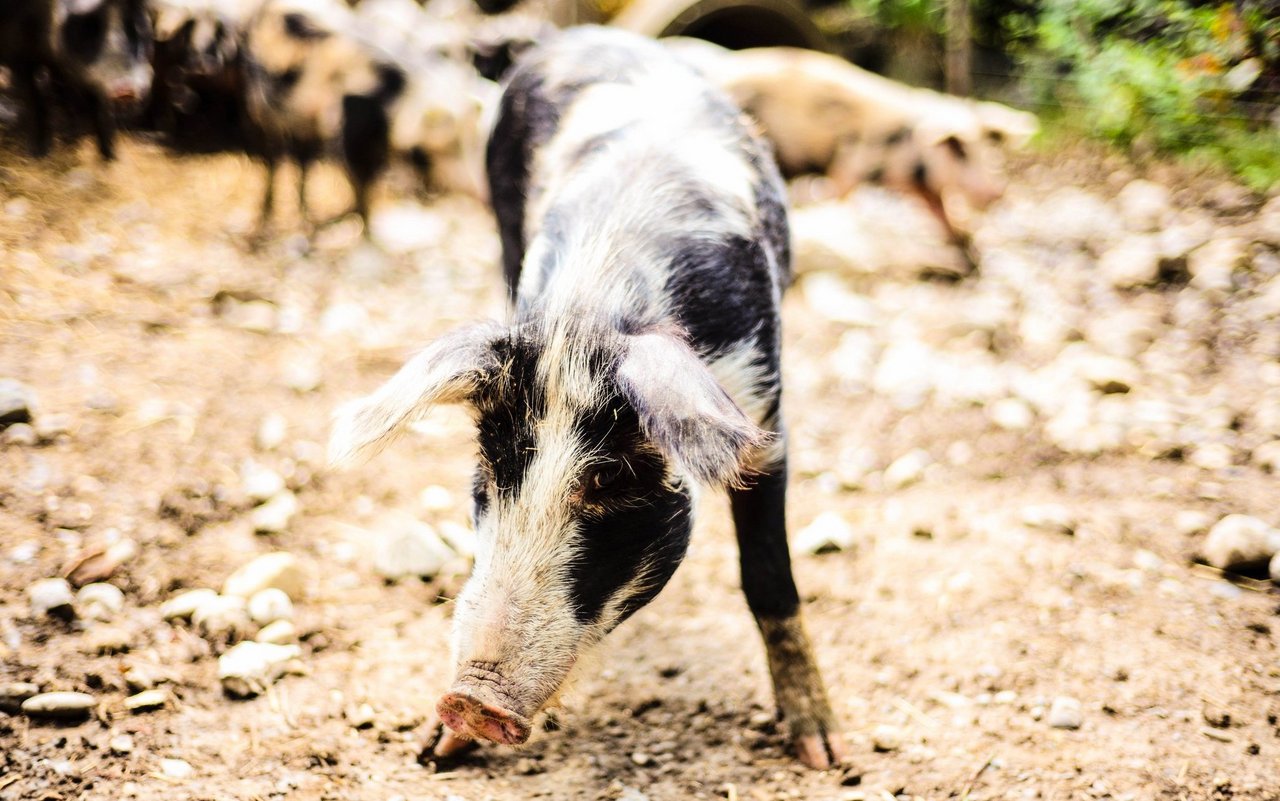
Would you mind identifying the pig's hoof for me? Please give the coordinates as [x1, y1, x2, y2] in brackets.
[437, 691, 532, 746]
[794, 729, 849, 770]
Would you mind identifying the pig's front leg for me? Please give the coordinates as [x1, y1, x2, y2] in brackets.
[730, 457, 847, 770]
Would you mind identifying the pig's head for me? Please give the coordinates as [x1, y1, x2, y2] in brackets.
[58, 0, 153, 105]
[391, 62, 496, 201]
[909, 103, 1039, 213]
[330, 319, 763, 745]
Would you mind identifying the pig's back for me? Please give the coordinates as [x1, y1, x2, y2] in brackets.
[489, 26, 790, 358]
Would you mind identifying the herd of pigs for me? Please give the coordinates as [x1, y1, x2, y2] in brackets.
[3, 0, 1045, 775]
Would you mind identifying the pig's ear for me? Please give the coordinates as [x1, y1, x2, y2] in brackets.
[616, 333, 766, 486]
[328, 322, 503, 467]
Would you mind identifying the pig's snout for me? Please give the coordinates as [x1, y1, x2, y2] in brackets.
[437, 661, 535, 745]
[437, 690, 532, 745]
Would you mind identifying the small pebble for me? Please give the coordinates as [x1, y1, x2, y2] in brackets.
[346, 702, 376, 729]
[794, 511, 857, 555]
[256, 414, 288, 451]
[871, 724, 902, 752]
[161, 588, 218, 621]
[255, 619, 297, 644]
[883, 449, 931, 490]
[0, 378, 36, 425]
[1202, 514, 1280, 574]
[218, 641, 302, 698]
[242, 461, 286, 503]
[161, 758, 195, 779]
[3, 422, 37, 446]
[22, 691, 96, 720]
[419, 485, 455, 512]
[76, 582, 125, 621]
[1048, 696, 1083, 729]
[1021, 504, 1076, 536]
[630, 751, 654, 767]
[123, 689, 168, 713]
[28, 577, 76, 620]
[0, 681, 39, 713]
[109, 734, 135, 755]
[223, 552, 304, 598]
[247, 588, 293, 625]
[191, 594, 250, 642]
[251, 491, 299, 534]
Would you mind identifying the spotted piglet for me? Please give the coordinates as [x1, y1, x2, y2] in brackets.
[329, 26, 846, 770]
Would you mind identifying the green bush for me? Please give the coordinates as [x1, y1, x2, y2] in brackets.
[1012, 0, 1280, 190]
[842, 0, 1280, 190]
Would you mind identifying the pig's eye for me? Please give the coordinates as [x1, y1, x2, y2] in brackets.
[582, 461, 627, 498]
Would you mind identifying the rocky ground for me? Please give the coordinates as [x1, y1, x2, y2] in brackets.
[1, 132, 1279, 801]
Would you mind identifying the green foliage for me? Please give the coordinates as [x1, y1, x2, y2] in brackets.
[844, 0, 1280, 190]
[1014, 0, 1280, 190]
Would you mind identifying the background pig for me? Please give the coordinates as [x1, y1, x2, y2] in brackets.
[144, 0, 246, 149]
[241, 0, 492, 232]
[666, 39, 1039, 269]
[0, 0, 153, 159]
[330, 26, 847, 770]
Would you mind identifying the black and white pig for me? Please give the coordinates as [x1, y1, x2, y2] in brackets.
[144, 0, 246, 148]
[241, 0, 493, 231]
[0, 0, 153, 159]
[329, 26, 846, 769]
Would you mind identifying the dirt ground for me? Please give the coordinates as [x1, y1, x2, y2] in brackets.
[1, 130, 1279, 801]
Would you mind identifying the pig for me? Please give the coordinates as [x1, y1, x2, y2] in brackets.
[144, 0, 246, 148]
[665, 39, 1039, 270]
[329, 26, 847, 770]
[0, 0, 153, 160]
[241, 0, 493, 232]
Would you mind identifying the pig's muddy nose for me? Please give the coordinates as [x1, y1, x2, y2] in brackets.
[436, 690, 532, 745]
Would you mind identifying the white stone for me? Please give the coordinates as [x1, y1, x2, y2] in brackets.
[123, 689, 168, 713]
[76, 582, 124, 621]
[109, 734, 134, 755]
[883, 449, 931, 490]
[191, 594, 250, 641]
[28, 577, 76, 619]
[256, 413, 288, 451]
[871, 724, 902, 751]
[794, 512, 857, 555]
[372, 515, 456, 580]
[160, 758, 195, 779]
[1098, 236, 1161, 288]
[1021, 504, 1075, 536]
[419, 485, 455, 513]
[22, 691, 96, 719]
[1270, 552, 1280, 585]
[988, 398, 1035, 430]
[255, 619, 297, 644]
[436, 520, 477, 560]
[1250, 440, 1280, 473]
[1115, 179, 1171, 232]
[241, 461, 286, 503]
[160, 588, 218, 621]
[1189, 443, 1235, 471]
[218, 641, 302, 698]
[223, 552, 305, 599]
[281, 359, 323, 393]
[1188, 238, 1247, 293]
[1202, 514, 1280, 572]
[251, 491, 299, 534]
[247, 588, 293, 625]
[1047, 696, 1083, 729]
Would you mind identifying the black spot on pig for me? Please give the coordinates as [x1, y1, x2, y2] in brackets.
[472, 336, 549, 495]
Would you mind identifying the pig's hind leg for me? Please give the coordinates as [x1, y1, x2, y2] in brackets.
[731, 451, 847, 770]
